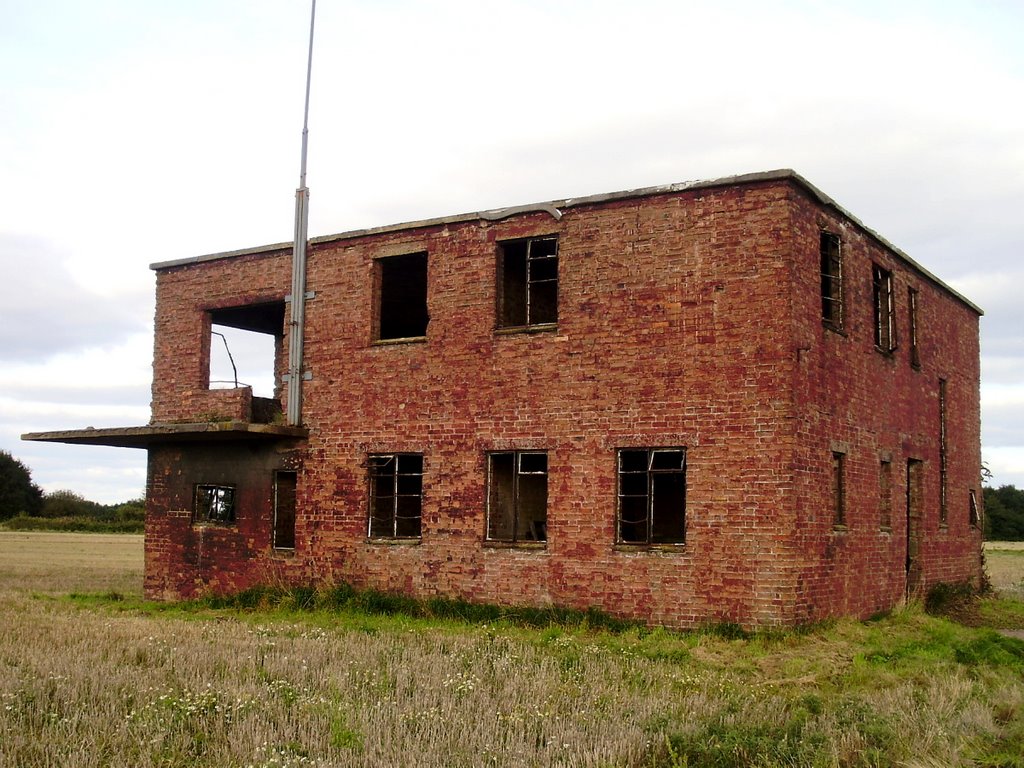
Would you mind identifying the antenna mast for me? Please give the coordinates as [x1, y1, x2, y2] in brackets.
[286, 0, 316, 427]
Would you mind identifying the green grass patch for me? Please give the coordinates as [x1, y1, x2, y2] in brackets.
[196, 583, 645, 633]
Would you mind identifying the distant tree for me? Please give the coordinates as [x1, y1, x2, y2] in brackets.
[984, 485, 1024, 541]
[0, 451, 44, 520]
[40, 489, 104, 519]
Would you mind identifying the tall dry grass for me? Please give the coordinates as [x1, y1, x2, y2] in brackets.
[0, 532, 1022, 767]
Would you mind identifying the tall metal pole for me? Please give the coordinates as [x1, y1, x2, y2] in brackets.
[287, 0, 316, 427]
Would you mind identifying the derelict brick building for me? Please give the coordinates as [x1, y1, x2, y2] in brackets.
[25, 170, 984, 628]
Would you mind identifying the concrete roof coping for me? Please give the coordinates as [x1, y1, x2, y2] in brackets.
[150, 169, 981, 315]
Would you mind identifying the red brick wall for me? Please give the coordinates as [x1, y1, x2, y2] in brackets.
[787, 188, 982, 622]
[144, 177, 982, 627]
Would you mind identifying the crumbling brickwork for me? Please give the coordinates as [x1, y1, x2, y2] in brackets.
[141, 171, 983, 628]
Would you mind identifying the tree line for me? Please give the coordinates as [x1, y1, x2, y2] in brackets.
[2, 448, 1023, 539]
[0, 450, 144, 533]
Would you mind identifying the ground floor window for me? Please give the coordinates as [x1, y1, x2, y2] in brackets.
[194, 484, 236, 524]
[273, 471, 297, 549]
[487, 451, 548, 542]
[617, 448, 686, 544]
[368, 454, 423, 539]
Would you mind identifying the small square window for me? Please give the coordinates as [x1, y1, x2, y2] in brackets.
[368, 454, 423, 539]
[194, 484, 236, 524]
[497, 236, 558, 328]
[617, 448, 686, 545]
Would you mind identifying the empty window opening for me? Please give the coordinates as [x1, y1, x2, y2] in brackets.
[208, 303, 285, 398]
[820, 232, 843, 329]
[487, 452, 548, 543]
[908, 288, 921, 368]
[939, 379, 948, 525]
[368, 454, 423, 539]
[906, 458, 924, 596]
[498, 236, 558, 328]
[377, 252, 428, 340]
[872, 264, 896, 352]
[879, 459, 893, 530]
[969, 489, 980, 529]
[274, 471, 297, 549]
[617, 448, 686, 545]
[832, 451, 846, 527]
[194, 484, 236, 525]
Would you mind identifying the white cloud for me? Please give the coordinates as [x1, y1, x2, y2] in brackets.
[2, 0, 1024, 497]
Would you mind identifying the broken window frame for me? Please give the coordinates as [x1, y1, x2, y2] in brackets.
[273, 470, 297, 550]
[194, 484, 237, 525]
[367, 453, 423, 540]
[616, 448, 687, 546]
[496, 236, 559, 330]
[820, 232, 844, 331]
[872, 264, 896, 353]
[486, 451, 549, 544]
[375, 251, 429, 342]
[969, 489, 980, 529]
[908, 287, 921, 369]
[832, 452, 846, 528]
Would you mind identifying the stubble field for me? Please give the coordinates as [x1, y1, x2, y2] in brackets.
[1, 531, 1023, 767]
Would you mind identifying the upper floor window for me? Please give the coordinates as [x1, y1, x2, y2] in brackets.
[377, 252, 428, 341]
[208, 302, 285, 398]
[617, 448, 687, 545]
[908, 287, 921, 368]
[497, 236, 558, 329]
[368, 453, 423, 539]
[820, 232, 843, 330]
[194, 484, 236, 525]
[873, 264, 896, 352]
[486, 451, 548, 543]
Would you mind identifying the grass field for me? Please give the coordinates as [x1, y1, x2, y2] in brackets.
[1, 532, 1023, 767]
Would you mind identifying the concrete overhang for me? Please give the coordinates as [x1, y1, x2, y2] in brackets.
[21, 422, 309, 449]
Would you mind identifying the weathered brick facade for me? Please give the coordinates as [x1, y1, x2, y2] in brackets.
[29, 170, 984, 628]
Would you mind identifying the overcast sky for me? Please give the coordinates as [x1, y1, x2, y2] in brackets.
[2, 0, 1022, 503]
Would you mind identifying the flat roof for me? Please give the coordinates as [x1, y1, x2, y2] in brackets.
[151, 169, 981, 315]
[22, 422, 308, 449]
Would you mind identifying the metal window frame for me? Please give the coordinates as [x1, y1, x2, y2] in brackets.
[872, 264, 896, 352]
[485, 451, 548, 543]
[367, 453, 423, 539]
[193, 483, 237, 525]
[908, 287, 921, 368]
[616, 447, 687, 545]
[498, 235, 559, 329]
[820, 232, 844, 330]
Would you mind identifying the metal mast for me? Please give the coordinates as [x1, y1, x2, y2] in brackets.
[286, 0, 316, 427]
